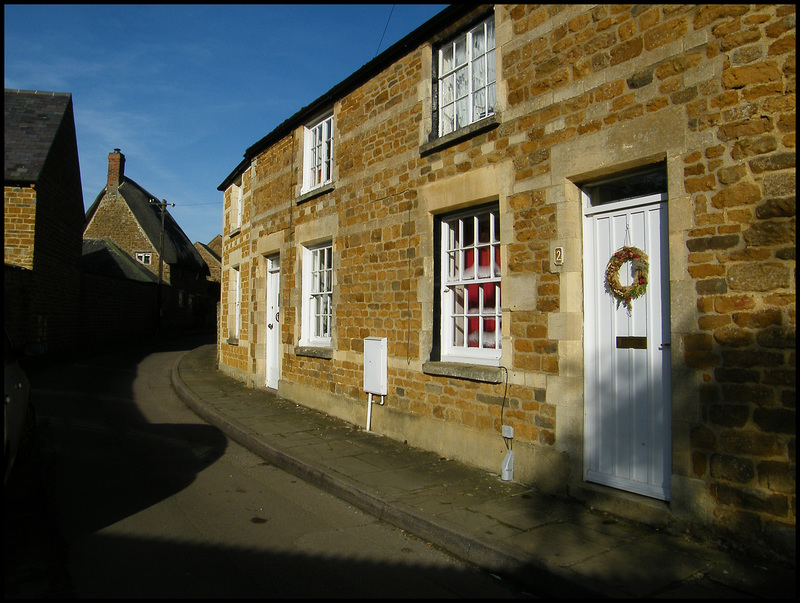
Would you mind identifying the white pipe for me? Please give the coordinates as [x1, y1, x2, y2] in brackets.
[365, 393, 385, 431]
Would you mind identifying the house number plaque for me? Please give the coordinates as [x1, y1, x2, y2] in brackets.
[554, 246, 564, 266]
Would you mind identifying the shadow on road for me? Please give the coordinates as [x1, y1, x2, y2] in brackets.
[64, 530, 524, 598]
[5, 332, 228, 597]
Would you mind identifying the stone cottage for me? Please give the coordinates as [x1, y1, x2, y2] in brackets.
[4, 89, 85, 354]
[216, 5, 795, 562]
[84, 149, 212, 330]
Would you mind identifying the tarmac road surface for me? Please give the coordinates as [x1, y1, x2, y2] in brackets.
[4, 335, 532, 598]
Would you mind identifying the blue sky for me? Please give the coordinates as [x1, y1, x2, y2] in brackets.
[4, 4, 447, 246]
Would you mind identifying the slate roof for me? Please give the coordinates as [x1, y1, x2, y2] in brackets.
[82, 238, 158, 283]
[3, 88, 72, 183]
[4, 89, 73, 183]
[85, 178, 209, 275]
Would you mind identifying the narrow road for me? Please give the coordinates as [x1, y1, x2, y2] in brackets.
[5, 336, 531, 598]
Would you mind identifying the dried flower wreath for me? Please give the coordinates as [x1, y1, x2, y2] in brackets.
[605, 246, 649, 312]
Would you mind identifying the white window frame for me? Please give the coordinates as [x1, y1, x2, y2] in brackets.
[231, 266, 242, 339]
[440, 206, 502, 365]
[300, 242, 333, 347]
[301, 113, 334, 193]
[135, 252, 152, 265]
[230, 180, 243, 231]
[438, 16, 496, 136]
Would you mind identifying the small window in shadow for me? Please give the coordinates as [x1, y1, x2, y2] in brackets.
[581, 161, 667, 206]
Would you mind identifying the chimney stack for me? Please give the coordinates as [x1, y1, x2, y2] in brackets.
[107, 148, 125, 193]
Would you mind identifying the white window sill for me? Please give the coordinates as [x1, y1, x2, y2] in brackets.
[295, 346, 333, 359]
[296, 182, 335, 205]
[422, 361, 504, 384]
[419, 114, 499, 157]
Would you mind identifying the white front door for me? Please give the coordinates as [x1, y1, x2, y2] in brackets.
[265, 255, 281, 389]
[583, 191, 671, 500]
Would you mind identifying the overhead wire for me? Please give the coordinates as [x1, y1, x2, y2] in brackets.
[375, 5, 395, 57]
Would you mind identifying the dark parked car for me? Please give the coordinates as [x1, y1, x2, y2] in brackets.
[4, 330, 43, 483]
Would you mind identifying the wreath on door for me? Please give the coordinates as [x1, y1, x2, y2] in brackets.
[605, 246, 649, 312]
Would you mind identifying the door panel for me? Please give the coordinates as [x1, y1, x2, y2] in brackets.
[584, 193, 671, 500]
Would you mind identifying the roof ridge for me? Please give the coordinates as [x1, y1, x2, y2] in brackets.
[5, 88, 71, 97]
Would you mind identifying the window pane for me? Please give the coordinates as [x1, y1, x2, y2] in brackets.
[472, 57, 485, 90]
[462, 216, 474, 247]
[453, 286, 465, 316]
[487, 20, 495, 49]
[473, 89, 486, 121]
[462, 249, 474, 280]
[468, 318, 480, 347]
[448, 217, 459, 249]
[486, 282, 500, 312]
[441, 44, 453, 73]
[453, 313, 465, 347]
[487, 49, 496, 84]
[477, 213, 492, 243]
[441, 104, 454, 135]
[441, 74, 454, 105]
[472, 24, 485, 55]
[487, 83, 496, 115]
[455, 66, 469, 99]
[455, 99, 468, 130]
[447, 250, 459, 283]
[584, 163, 668, 205]
[455, 37, 467, 67]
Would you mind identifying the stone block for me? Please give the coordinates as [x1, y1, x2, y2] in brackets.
[691, 424, 718, 449]
[712, 483, 789, 518]
[728, 262, 790, 291]
[710, 181, 762, 209]
[721, 429, 784, 457]
[749, 152, 796, 174]
[710, 453, 755, 483]
[722, 61, 783, 89]
[722, 383, 775, 406]
[757, 461, 796, 494]
[753, 408, 796, 434]
[709, 404, 750, 428]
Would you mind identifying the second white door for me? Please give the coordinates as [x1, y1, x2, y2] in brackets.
[266, 255, 281, 390]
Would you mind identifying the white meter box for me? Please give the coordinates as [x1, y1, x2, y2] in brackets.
[363, 337, 387, 395]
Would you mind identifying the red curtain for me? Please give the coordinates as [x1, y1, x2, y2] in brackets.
[464, 247, 498, 348]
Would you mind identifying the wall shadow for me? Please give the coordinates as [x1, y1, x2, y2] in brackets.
[4, 333, 226, 597]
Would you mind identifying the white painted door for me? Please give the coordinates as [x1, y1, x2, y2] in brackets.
[266, 255, 281, 389]
[583, 192, 671, 500]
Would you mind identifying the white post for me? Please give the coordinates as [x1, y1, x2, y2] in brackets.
[366, 392, 373, 431]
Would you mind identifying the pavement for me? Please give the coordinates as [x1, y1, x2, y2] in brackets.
[172, 344, 795, 599]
